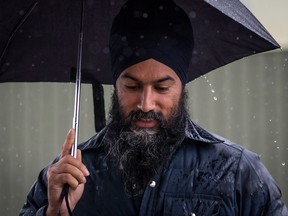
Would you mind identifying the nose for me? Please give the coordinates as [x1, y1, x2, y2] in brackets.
[137, 86, 156, 112]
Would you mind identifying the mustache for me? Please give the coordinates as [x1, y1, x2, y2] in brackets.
[124, 110, 166, 126]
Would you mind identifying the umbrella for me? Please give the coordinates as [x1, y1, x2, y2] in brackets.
[0, 0, 279, 84]
[0, 0, 280, 155]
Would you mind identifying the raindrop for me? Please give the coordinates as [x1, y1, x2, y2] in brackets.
[189, 11, 196, 19]
[140, 35, 145, 39]
[276, 146, 280, 149]
[19, 10, 25, 16]
[16, 154, 19, 158]
[236, 37, 240, 40]
[102, 47, 109, 54]
[5, 62, 10, 66]
[31, 63, 35, 67]
[203, 75, 218, 101]
[274, 140, 277, 143]
[110, 0, 115, 6]
[96, 68, 101, 72]
[282, 162, 286, 166]
[159, 5, 164, 10]
[204, 19, 210, 25]
[143, 13, 149, 18]
[0, 158, 4, 163]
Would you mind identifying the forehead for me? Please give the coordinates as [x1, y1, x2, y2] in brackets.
[118, 59, 182, 84]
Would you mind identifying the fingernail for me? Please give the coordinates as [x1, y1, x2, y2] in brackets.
[85, 168, 90, 176]
[82, 177, 87, 183]
[67, 128, 72, 135]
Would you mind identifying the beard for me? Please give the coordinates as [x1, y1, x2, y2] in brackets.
[105, 89, 189, 195]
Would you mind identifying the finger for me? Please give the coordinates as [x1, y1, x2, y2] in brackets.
[53, 154, 89, 179]
[49, 162, 87, 186]
[76, 150, 90, 176]
[61, 128, 75, 157]
[52, 172, 83, 190]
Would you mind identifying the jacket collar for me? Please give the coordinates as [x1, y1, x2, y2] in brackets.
[79, 119, 223, 151]
[185, 119, 223, 144]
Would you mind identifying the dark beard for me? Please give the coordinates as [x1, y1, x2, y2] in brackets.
[105, 89, 189, 195]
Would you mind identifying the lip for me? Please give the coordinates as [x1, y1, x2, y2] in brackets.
[133, 118, 159, 129]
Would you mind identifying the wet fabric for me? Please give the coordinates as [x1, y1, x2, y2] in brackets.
[19, 120, 288, 215]
[109, 0, 194, 85]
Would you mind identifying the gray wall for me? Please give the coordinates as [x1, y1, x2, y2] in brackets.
[0, 50, 287, 215]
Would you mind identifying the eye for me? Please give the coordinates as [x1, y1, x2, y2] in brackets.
[125, 84, 140, 90]
[154, 85, 169, 92]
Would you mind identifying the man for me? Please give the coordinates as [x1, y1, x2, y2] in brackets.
[20, 0, 287, 215]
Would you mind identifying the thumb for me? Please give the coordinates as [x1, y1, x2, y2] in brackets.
[61, 128, 75, 157]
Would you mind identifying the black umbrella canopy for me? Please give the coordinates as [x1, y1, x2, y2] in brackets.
[0, 0, 280, 84]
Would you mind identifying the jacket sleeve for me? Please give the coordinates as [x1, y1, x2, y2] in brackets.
[19, 164, 51, 216]
[235, 149, 288, 215]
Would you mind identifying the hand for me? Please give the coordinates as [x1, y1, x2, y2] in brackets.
[46, 128, 90, 216]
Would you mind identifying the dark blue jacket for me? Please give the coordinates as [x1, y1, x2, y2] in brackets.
[20, 120, 288, 215]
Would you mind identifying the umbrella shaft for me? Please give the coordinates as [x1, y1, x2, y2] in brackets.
[71, 0, 85, 158]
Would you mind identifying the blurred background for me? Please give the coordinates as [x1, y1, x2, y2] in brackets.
[0, 0, 287, 215]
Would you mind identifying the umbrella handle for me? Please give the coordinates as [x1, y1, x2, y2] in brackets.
[71, 0, 85, 158]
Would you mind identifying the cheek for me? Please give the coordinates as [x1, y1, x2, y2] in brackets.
[159, 93, 181, 117]
[116, 90, 137, 117]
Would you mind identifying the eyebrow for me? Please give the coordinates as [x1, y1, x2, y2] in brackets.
[121, 73, 176, 84]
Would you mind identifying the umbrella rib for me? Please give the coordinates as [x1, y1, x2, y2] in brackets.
[0, 1, 39, 63]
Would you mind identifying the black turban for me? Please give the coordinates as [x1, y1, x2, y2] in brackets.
[109, 0, 194, 85]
